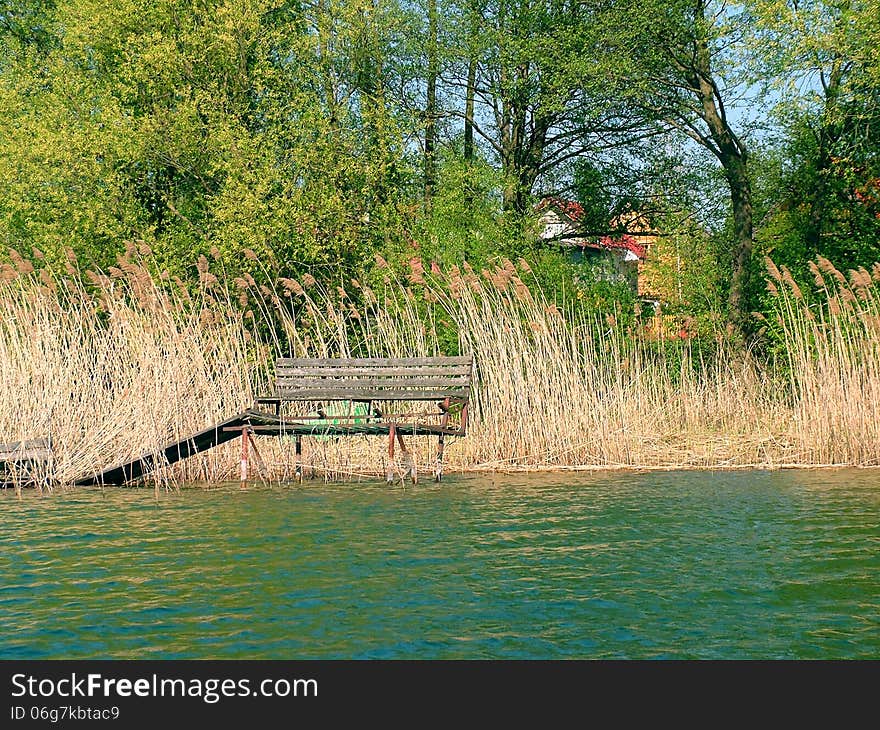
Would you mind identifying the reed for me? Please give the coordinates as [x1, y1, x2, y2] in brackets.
[766, 258, 880, 465]
[0, 247, 262, 487]
[2, 247, 879, 490]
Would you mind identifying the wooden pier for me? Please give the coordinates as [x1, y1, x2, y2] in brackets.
[74, 409, 277, 486]
[8, 355, 474, 488]
[1, 437, 52, 488]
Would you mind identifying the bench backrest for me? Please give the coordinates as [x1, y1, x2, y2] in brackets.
[273, 356, 473, 402]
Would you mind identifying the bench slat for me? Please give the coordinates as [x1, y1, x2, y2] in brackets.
[265, 355, 473, 404]
[0, 449, 51, 462]
[0, 437, 51, 452]
[276, 356, 472, 367]
[276, 376, 470, 388]
[276, 365, 472, 376]
[275, 388, 469, 401]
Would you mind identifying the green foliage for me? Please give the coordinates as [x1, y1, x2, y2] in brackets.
[407, 151, 504, 268]
[0, 0, 417, 282]
[750, 0, 880, 284]
[571, 160, 618, 234]
[1, 0, 878, 357]
[755, 117, 880, 278]
[530, 249, 637, 327]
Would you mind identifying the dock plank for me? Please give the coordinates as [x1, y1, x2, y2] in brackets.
[74, 410, 271, 486]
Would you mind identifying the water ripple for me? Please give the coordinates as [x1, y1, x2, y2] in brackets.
[2, 469, 880, 658]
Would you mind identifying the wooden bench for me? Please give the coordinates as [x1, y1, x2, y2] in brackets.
[250, 355, 473, 483]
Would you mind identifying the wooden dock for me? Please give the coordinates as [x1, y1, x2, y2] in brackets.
[0, 437, 51, 463]
[75, 410, 464, 486]
[1, 437, 52, 487]
[10, 356, 474, 487]
[74, 409, 279, 486]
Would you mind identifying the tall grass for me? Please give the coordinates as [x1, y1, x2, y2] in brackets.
[415, 258, 791, 468]
[1, 246, 879, 489]
[766, 257, 880, 465]
[0, 247, 259, 486]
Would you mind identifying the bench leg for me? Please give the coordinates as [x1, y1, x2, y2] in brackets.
[435, 433, 445, 482]
[435, 398, 450, 483]
[295, 435, 302, 483]
[396, 430, 417, 485]
[386, 424, 396, 483]
[248, 432, 268, 486]
[239, 426, 249, 490]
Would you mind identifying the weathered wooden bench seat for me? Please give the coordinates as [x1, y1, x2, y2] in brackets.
[251, 355, 473, 482]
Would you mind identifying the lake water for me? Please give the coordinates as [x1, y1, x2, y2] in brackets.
[2, 470, 879, 659]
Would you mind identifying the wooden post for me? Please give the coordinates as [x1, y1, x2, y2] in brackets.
[295, 435, 303, 483]
[386, 423, 396, 483]
[239, 426, 249, 490]
[435, 433, 445, 482]
[396, 429, 416, 484]
[436, 397, 450, 482]
[248, 432, 267, 486]
[276, 413, 284, 483]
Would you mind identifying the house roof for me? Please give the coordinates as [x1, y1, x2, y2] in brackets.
[537, 196, 587, 224]
[537, 197, 647, 259]
[593, 234, 647, 259]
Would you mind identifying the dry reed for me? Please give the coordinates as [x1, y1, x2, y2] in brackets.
[2, 249, 880, 490]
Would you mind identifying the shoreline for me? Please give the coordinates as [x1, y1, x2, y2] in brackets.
[460, 462, 880, 472]
[4, 258, 880, 488]
[5, 460, 879, 494]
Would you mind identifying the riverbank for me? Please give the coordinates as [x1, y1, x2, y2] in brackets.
[2, 251, 880, 487]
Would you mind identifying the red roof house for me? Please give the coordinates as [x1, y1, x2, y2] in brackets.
[536, 197, 657, 297]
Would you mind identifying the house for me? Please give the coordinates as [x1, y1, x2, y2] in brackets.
[536, 197, 659, 305]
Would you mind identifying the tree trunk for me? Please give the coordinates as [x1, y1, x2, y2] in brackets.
[463, 52, 476, 207]
[424, 0, 438, 209]
[464, 57, 476, 162]
[501, 114, 547, 215]
[499, 108, 534, 214]
[805, 59, 845, 253]
[688, 28, 754, 336]
[724, 154, 753, 332]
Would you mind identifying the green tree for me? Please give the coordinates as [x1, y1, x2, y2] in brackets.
[750, 0, 880, 274]
[0, 0, 421, 282]
[607, 0, 763, 336]
[443, 0, 652, 216]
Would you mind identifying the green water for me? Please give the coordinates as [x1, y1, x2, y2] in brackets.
[2, 470, 879, 659]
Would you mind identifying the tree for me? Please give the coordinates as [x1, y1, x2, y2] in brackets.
[750, 0, 880, 272]
[424, 0, 439, 206]
[610, 0, 761, 335]
[0, 0, 420, 281]
[444, 0, 652, 216]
